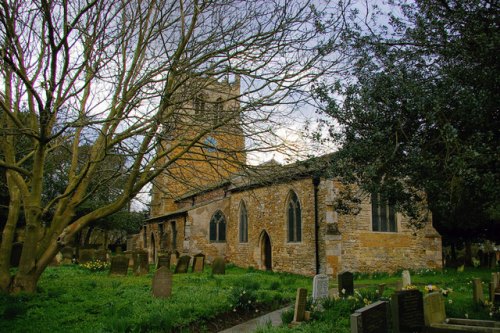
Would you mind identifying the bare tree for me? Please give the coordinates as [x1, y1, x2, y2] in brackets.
[0, 0, 346, 293]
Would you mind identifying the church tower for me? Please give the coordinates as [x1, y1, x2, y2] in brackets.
[151, 76, 246, 216]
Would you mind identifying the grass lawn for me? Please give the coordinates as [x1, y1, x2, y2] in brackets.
[1, 265, 498, 333]
[0, 264, 310, 332]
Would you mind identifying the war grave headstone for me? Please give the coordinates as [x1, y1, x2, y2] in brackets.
[290, 288, 308, 326]
[350, 300, 390, 333]
[78, 248, 95, 264]
[312, 274, 329, 302]
[152, 266, 173, 298]
[402, 270, 411, 288]
[211, 256, 226, 275]
[156, 254, 170, 270]
[392, 289, 424, 333]
[192, 253, 205, 273]
[109, 255, 129, 276]
[338, 271, 354, 296]
[424, 292, 500, 332]
[133, 251, 149, 275]
[472, 278, 484, 304]
[175, 255, 191, 274]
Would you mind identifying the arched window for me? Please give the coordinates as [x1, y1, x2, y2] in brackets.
[287, 191, 302, 242]
[194, 94, 205, 115]
[239, 201, 248, 243]
[209, 210, 226, 242]
[371, 192, 397, 232]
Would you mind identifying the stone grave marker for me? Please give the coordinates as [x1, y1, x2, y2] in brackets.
[123, 250, 134, 268]
[392, 289, 424, 333]
[423, 292, 446, 326]
[133, 251, 149, 275]
[211, 256, 226, 275]
[109, 256, 129, 276]
[192, 253, 205, 273]
[156, 254, 170, 270]
[152, 266, 173, 298]
[312, 274, 329, 302]
[79, 249, 95, 264]
[292, 288, 308, 324]
[170, 250, 179, 267]
[350, 300, 390, 333]
[95, 249, 108, 262]
[473, 278, 484, 304]
[378, 283, 386, 296]
[61, 247, 74, 264]
[175, 255, 191, 274]
[338, 271, 354, 296]
[402, 270, 411, 288]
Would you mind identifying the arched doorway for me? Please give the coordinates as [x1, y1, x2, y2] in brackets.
[150, 233, 156, 264]
[260, 231, 272, 271]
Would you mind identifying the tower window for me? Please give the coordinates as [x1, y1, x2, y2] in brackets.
[239, 201, 248, 243]
[287, 191, 302, 242]
[194, 95, 205, 115]
[371, 193, 397, 232]
[213, 97, 223, 124]
[209, 210, 226, 242]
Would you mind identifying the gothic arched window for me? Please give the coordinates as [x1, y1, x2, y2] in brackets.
[287, 191, 302, 242]
[209, 210, 226, 242]
[239, 201, 248, 243]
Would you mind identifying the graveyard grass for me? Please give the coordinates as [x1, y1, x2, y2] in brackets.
[0, 264, 308, 332]
[1, 265, 499, 333]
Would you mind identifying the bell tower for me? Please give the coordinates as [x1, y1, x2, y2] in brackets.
[151, 76, 245, 216]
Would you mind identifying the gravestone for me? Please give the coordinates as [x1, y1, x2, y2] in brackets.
[109, 256, 129, 276]
[392, 290, 424, 333]
[402, 270, 411, 288]
[157, 254, 170, 270]
[338, 271, 354, 296]
[312, 274, 329, 301]
[350, 300, 390, 333]
[170, 251, 179, 267]
[61, 247, 74, 263]
[378, 283, 386, 296]
[472, 278, 484, 304]
[292, 288, 308, 324]
[152, 266, 172, 298]
[123, 250, 134, 268]
[192, 253, 205, 273]
[79, 249, 95, 264]
[133, 251, 149, 275]
[175, 255, 191, 274]
[94, 249, 108, 262]
[211, 256, 226, 275]
[423, 292, 446, 326]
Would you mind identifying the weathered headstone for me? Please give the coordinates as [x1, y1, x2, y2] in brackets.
[472, 278, 484, 304]
[423, 292, 446, 326]
[312, 274, 329, 301]
[152, 266, 172, 298]
[402, 270, 411, 288]
[211, 256, 226, 275]
[109, 256, 129, 276]
[61, 247, 74, 261]
[378, 283, 386, 296]
[350, 301, 390, 333]
[292, 288, 308, 324]
[170, 250, 179, 267]
[338, 271, 354, 296]
[156, 254, 170, 270]
[175, 255, 191, 274]
[133, 251, 149, 275]
[392, 290, 424, 333]
[123, 250, 134, 268]
[95, 249, 108, 262]
[79, 249, 95, 264]
[192, 253, 205, 273]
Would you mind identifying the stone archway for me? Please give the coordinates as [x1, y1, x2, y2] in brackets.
[260, 231, 272, 271]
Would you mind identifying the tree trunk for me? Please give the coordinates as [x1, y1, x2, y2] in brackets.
[9, 272, 41, 293]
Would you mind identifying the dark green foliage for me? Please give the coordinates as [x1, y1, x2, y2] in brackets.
[315, 0, 500, 243]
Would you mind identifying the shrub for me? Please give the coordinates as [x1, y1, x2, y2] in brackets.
[229, 287, 258, 313]
[79, 259, 110, 272]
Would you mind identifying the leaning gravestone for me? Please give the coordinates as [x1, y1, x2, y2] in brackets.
[133, 251, 149, 275]
[157, 254, 170, 270]
[392, 289, 425, 333]
[402, 270, 411, 288]
[292, 288, 308, 324]
[109, 256, 129, 276]
[211, 256, 226, 275]
[152, 266, 172, 298]
[338, 271, 354, 296]
[175, 255, 191, 274]
[472, 278, 485, 304]
[192, 253, 205, 273]
[350, 300, 390, 333]
[312, 274, 329, 302]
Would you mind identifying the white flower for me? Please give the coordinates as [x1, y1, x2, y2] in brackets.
[465, 313, 469, 319]
[448, 299, 453, 304]
[341, 288, 346, 294]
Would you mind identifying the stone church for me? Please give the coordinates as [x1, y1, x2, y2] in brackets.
[134, 77, 442, 276]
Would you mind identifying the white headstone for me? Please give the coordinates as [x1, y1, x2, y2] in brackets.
[312, 274, 329, 301]
[402, 270, 411, 288]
